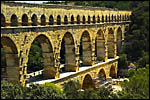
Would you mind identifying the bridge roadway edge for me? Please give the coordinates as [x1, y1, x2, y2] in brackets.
[27, 56, 119, 87]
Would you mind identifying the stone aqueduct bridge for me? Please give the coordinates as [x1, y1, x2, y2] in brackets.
[1, 1, 131, 87]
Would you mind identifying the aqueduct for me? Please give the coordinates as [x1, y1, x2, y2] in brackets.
[1, 1, 131, 88]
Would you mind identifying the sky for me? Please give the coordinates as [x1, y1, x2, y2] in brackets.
[14, 1, 48, 4]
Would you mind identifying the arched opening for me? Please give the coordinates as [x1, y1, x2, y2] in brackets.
[22, 14, 28, 26]
[110, 65, 116, 78]
[96, 29, 105, 62]
[94, 69, 107, 88]
[105, 15, 107, 23]
[27, 35, 55, 81]
[108, 15, 111, 22]
[49, 15, 54, 25]
[122, 15, 125, 21]
[82, 15, 86, 24]
[114, 15, 116, 22]
[127, 15, 130, 21]
[117, 15, 119, 22]
[112, 15, 113, 22]
[1, 14, 5, 27]
[60, 32, 76, 72]
[71, 15, 74, 24]
[102, 15, 104, 23]
[82, 74, 94, 90]
[80, 31, 92, 66]
[57, 15, 61, 25]
[98, 69, 106, 81]
[64, 15, 68, 25]
[125, 14, 127, 21]
[88, 16, 90, 24]
[92, 15, 95, 24]
[117, 27, 122, 55]
[120, 15, 122, 21]
[77, 15, 80, 24]
[97, 15, 100, 23]
[108, 28, 115, 58]
[41, 14, 46, 26]
[11, 14, 18, 26]
[31, 14, 38, 26]
[1, 37, 19, 82]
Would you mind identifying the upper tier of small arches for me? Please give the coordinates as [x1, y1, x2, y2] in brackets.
[1, 13, 131, 27]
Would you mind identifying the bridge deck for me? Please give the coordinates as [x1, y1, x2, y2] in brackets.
[26, 57, 119, 87]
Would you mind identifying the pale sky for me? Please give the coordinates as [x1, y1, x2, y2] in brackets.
[14, 1, 48, 4]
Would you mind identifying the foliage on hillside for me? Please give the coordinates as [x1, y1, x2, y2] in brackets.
[1, 81, 67, 99]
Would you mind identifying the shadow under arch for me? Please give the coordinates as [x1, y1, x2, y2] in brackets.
[117, 27, 122, 55]
[107, 28, 115, 58]
[60, 32, 78, 72]
[98, 68, 106, 81]
[79, 30, 92, 66]
[27, 34, 55, 79]
[110, 64, 117, 78]
[95, 29, 105, 62]
[11, 14, 18, 26]
[82, 74, 95, 90]
[1, 36, 19, 82]
[1, 13, 5, 27]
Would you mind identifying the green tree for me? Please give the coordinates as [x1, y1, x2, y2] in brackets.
[119, 65, 149, 99]
[118, 54, 129, 69]
[27, 40, 44, 73]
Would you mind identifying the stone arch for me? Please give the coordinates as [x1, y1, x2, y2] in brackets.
[1, 36, 20, 82]
[117, 15, 119, 22]
[11, 14, 18, 26]
[97, 15, 100, 23]
[77, 15, 80, 24]
[27, 34, 55, 79]
[82, 15, 86, 24]
[31, 14, 38, 26]
[110, 64, 117, 78]
[49, 15, 54, 25]
[102, 15, 104, 23]
[114, 15, 117, 22]
[82, 74, 95, 89]
[88, 15, 90, 24]
[22, 14, 28, 26]
[120, 15, 122, 21]
[41, 14, 46, 26]
[105, 15, 108, 22]
[57, 15, 61, 25]
[98, 68, 106, 80]
[112, 14, 114, 22]
[117, 27, 122, 54]
[64, 15, 68, 25]
[1, 13, 5, 27]
[92, 15, 96, 24]
[96, 29, 105, 61]
[125, 14, 127, 21]
[80, 31, 92, 65]
[122, 15, 125, 21]
[108, 15, 111, 22]
[71, 15, 74, 24]
[60, 32, 78, 72]
[127, 15, 130, 20]
[107, 28, 115, 58]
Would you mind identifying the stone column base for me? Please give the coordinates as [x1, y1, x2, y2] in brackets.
[65, 64, 79, 72]
[43, 67, 60, 79]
